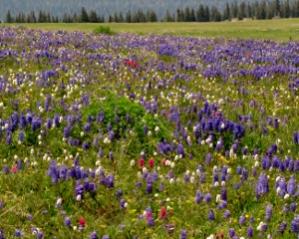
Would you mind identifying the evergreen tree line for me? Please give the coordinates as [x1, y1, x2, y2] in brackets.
[4, 0, 299, 23]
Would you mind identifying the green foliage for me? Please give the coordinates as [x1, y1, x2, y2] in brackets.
[82, 93, 173, 156]
[93, 25, 115, 35]
[6, 19, 299, 41]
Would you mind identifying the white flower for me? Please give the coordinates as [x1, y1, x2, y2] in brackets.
[130, 160, 135, 167]
[276, 187, 281, 194]
[56, 197, 63, 207]
[95, 167, 102, 176]
[103, 137, 111, 144]
[190, 176, 195, 183]
[196, 169, 201, 175]
[76, 194, 81, 201]
[284, 194, 290, 200]
[142, 167, 148, 173]
[206, 234, 214, 239]
[275, 176, 281, 182]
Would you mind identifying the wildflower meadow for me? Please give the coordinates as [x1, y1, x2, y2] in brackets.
[0, 27, 298, 238]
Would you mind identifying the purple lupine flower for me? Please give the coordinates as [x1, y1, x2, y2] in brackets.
[272, 156, 281, 169]
[287, 176, 296, 196]
[236, 166, 242, 175]
[64, 217, 71, 227]
[278, 222, 287, 234]
[109, 151, 113, 160]
[115, 189, 123, 199]
[15, 229, 22, 238]
[46, 118, 52, 129]
[98, 148, 104, 158]
[262, 156, 271, 170]
[63, 126, 72, 138]
[177, 143, 185, 157]
[82, 141, 90, 150]
[247, 226, 253, 238]
[180, 229, 187, 239]
[44, 94, 51, 111]
[221, 187, 227, 201]
[239, 215, 246, 225]
[260, 223, 268, 232]
[146, 182, 153, 194]
[18, 131, 25, 143]
[291, 216, 299, 234]
[256, 173, 269, 198]
[204, 193, 212, 203]
[36, 231, 44, 239]
[120, 199, 127, 209]
[228, 228, 235, 238]
[294, 132, 299, 145]
[276, 177, 287, 197]
[290, 203, 297, 212]
[105, 175, 114, 188]
[2, 165, 9, 174]
[6, 132, 12, 145]
[102, 235, 110, 239]
[195, 190, 203, 204]
[208, 210, 215, 221]
[224, 210, 231, 219]
[218, 200, 227, 209]
[265, 204, 273, 221]
[31, 117, 41, 131]
[84, 123, 91, 132]
[267, 144, 277, 156]
[17, 159, 23, 170]
[90, 231, 98, 239]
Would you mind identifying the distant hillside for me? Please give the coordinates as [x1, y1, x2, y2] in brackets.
[0, 0, 264, 20]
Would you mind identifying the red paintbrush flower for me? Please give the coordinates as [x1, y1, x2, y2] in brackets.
[159, 207, 167, 220]
[124, 59, 139, 69]
[138, 158, 145, 168]
[149, 158, 155, 168]
[78, 216, 86, 227]
[11, 164, 18, 174]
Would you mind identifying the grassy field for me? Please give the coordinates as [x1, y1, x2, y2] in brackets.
[3, 18, 299, 41]
[1, 19, 299, 239]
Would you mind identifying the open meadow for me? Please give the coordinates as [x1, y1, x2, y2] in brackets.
[4, 18, 299, 41]
[0, 19, 299, 239]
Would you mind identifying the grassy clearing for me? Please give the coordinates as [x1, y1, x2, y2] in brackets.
[1, 18, 299, 41]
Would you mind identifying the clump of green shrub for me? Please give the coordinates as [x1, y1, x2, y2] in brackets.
[93, 26, 115, 35]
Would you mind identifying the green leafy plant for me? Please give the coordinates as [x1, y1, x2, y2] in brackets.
[93, 26, 115, 35]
